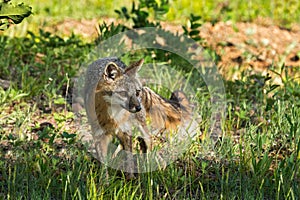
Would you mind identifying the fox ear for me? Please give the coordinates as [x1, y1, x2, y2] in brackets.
[103, 62, 122, 82]
[125, 59, 144, 77]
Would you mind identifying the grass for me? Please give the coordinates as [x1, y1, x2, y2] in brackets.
[18, 0, 300, 24]
[1, 0, 300, 199]
[4, 0, 300, 37]
[168, 0, 300, 26]
[1, 30, 300, 199]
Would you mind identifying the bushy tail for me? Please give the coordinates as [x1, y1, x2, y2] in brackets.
[169, 90, 192, 116]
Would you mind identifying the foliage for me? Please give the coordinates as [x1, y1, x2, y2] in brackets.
[0, 0, 300, 199]
[0, 29, 91, 103]
[4, 0, 300, 36]
[167, 0, 300, 28]
[95, 21, 128, 44]
[115, 0, 169, 28]
[1, 64, 300, 198]
[182, 14, 203, 43]
[0, 0, 32, 30]
[99, 0, 208, 86]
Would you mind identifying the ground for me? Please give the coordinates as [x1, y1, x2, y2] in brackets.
[200, 20, 300, 73]
[1, 14, 300, 198]
[45, 17, 300, 76]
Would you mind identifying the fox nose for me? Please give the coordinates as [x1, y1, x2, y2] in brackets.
[129, 96, 142, 113]
[135, 105, 141, 112]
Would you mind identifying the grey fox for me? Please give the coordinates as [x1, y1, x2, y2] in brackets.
[84, 57, 194, 174]
[84, 57, 146, 169]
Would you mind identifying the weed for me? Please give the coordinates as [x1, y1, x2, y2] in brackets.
[115, 0, 169, 28]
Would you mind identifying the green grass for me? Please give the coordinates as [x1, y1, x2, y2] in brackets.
[1, 30, 300, 199]
[15, 0, 128, 19]
[168, 0, 300, 26]
[1, 0, 300, 199]
[4, 0, 300, 37]
[18, 0, 300, 24]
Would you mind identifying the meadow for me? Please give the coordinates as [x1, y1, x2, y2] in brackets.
[0, 0, 300, 199]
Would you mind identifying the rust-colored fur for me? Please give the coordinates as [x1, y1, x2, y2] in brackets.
[111, 86, 194, 156]
[142, 87, 191, 130]
[84, 57, 144, 174]
[84, 57, 195, 175]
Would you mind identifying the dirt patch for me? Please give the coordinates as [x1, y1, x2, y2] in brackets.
[46, 18, 300, 73]
[45, 18, 99, 40]
[44, 17, 124, 42]
[199, 21, 300, 73]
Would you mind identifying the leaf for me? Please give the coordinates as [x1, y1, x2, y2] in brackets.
[192, 36, 202, 41]
[267, 84, 280, 94]
[54, 96, 65, 105]
[190, 14, 201, 21]
[0, 2, 32, 30]
[181, 25, 188, 34]
[62, 131, 76, 139]
[264, 75, 272, 82]
[11, 92, 29, 101]
[266, 98, 275, 111]
[114, 9, 121, 15]
[285, 113, 292, 126]
[191, 23, 202, 29]
[0, 19, 9, 29]
[189, 30, 200, 36]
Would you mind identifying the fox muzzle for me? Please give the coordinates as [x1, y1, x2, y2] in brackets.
[128, 96, 142, 113]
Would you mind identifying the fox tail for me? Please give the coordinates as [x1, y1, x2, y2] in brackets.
[169, 90, 192, 115]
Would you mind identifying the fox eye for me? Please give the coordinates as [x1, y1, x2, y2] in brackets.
[136, 89, 141, 97]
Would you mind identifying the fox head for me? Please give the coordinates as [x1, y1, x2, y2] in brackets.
[96, 58, 144, 114]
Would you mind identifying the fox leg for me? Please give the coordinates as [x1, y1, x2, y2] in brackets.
[112, 125, 152, 155]
[137, 123, 152, 153]
[117, 132, 135, 177]
[94, 133, 113, 163]
[135, 109, 152, 153]
[112, 144, 123, 158]
[93, 133, 113, 182]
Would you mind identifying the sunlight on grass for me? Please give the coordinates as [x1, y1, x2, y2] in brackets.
[0, 0, 300, 199]
[4, 0, 300, 37]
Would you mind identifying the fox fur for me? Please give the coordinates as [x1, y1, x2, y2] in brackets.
[84, 57, 195, 174]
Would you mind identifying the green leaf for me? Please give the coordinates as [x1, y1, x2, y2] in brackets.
[191, 23, 202, 29]
[267, 84, 280, 94]
[181, 25, 188, 34]
[189, 30, 200, 36]
[190, 14, 201, 21]
[10, 91, 29, 101]
[62, 131, 76, 139]
[0, 2, 32, 30]
[54, 96, 65, 105]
